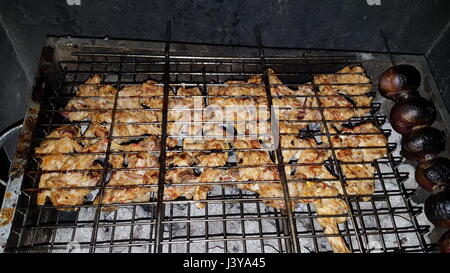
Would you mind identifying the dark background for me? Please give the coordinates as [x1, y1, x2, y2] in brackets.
[0, 0, 449, 134]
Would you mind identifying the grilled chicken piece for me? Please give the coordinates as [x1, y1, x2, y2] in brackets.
[176, 86, 202, 96]
[80, 124, 109, 153]
[288, 164, 336, 182]
[319, 94, 356, 120]
[281, 135, 330, 163]
[140, 97, 164, 109]
[164, 169, 199, 200]
[40, 154, 104, 171]
[207, 75, 265, 96]
[111, 136, 161, 152]
[64, 97, 114, 120]
[35, 125, 83, 154]
[314, 66, 370, 85]
[343, 123, 387, 200]
[268, 69, 312, 98]
[119, 81, 164, 96]
[165, 148, 228, 208]
[97, 152, 159, 205]
[83, 124, 109, 138]
[111, 152, 159, 169]
[270, 78, 320, 123]
[117, 82, 164, 110]
[202, 122, 272, 138]
[196, 165, 284, 207]
[268, 69, 294, 96]
[239, 167, 286, 208]
[38, 152, 104, 208]
[340, 164, 375, 201]
[96, 182, 156, 206]
[205, 98, 269, 129]
[116, 110, 161, 123]
[347, 123, 388, 161]
[231, 139, 262, 149]
[62, 110, 112, 123]
[37, 128, 95, 159]
[37, 171, 102, 207]
[36, 123, 105, 208]
[323, 122, 387, 200]
[319, 84, 371, 96]
[279, 122, 309, 133]
[88, 111, 112, 123]
[236, 151, 272, 166]
[76, 84, 117, 97]
[82, 138, 109, 153]
[197, 152, 228, 167]
[204, 78, 271, 137]
[313, 66, 372, 121]
[168, 87, 203, 121]
[37, 138, 80, 154]
[169, 97, 204, 109]
[117, 97, 144, 109]
[182, 138, 229, 151]
[327, 122, 388, 162]
[318, 84, 373, 114]
[166, 152, 198, 167]
[114, 108, 162, 137]
[194, 169, 215, 209]
[63, 75, 117, 122]
[297, 181, 351, 253]
[46, 125, 81, 138]
[84, 74, 102, 85]
[166, 151, 227, 167]
[113, 124, 161, 137]
[176, 139, 280, 208]
[200, 166, 279, 186]
[319, 92, 372, 121]
[234, 147, 284, 207]
[168, 95, 203, 135]
[167, 123, 203, 137]
[273, 95, 315, 108]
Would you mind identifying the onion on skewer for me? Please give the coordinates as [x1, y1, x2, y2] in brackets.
[415, 157, 450, 192]
[378, 64, 421, 100]
[438, 230, 450, 253]
[390, 94, 436, 135]
[424, 188, 450, 229]
[401, 127, 446, 162]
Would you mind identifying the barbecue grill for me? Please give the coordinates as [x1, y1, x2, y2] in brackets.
[0, 24, 448, 253]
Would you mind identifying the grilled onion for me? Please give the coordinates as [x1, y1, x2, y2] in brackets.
[415, 157, 450, 192]
[389, 95, 436, 135]
[439, 230, 450, 253]
[424, 188, 450, 229]
[401, 127, 446, 162]
[378, 64, 420, 100]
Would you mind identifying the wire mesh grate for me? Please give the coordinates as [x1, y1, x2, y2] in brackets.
[2, 32, 432, 253]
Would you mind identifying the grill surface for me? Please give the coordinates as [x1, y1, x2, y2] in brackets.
[1, 29, 448, 253]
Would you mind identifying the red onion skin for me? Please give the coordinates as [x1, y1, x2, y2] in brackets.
[439, 230, 450, 253]
[378, 65, 421, 100]
[415, 157, 450, 192]
[390, 94, 436, 135]
[415, 167, 436, 192]
[424, 189, 450, 229]
[401, 127, 446, 162]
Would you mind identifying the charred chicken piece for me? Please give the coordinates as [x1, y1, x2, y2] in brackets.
[96, 152, 159, 205]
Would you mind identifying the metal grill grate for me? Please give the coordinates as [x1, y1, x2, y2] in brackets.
[0, 27, 434, 253]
